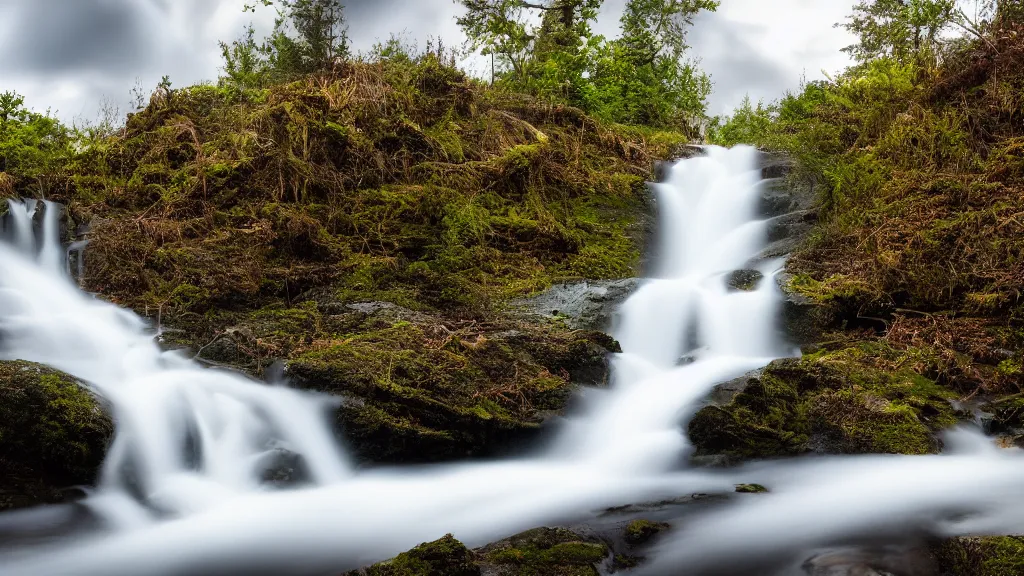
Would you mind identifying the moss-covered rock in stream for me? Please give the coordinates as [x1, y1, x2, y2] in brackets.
[0, 361, 112, 510]
[933, 536, 1024, 576]
[477, 527, 609, 576]
[622, 520, 670, 548]
[688, 344, 960, 460]
[351, 529, 609, 576]
[351, 534, 480, 576]
[166, 298, 620, 463]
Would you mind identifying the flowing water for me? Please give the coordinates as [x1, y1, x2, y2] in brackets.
[1, 146, 1023, 575]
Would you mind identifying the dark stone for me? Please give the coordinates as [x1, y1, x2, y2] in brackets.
[726, 269, 764, 292]
[777, 273, 837, 347]
[0, 361, 112, 511]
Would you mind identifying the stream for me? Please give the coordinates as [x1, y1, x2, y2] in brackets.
[1, 146, 1023, 575]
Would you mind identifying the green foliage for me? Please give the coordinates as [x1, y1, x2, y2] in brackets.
[707, 96, 776, 147]
[220, 0, 349, 90]
[840, 0, 956, 64]
[0, 91, 72, 195]
[457, 0, 717, 128]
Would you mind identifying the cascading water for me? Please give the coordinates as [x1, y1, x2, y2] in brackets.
[1, 147, 1024, 576]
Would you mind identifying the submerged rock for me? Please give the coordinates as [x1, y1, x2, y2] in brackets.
[726, 269, 764, 292]
[0, 361, 112, 510]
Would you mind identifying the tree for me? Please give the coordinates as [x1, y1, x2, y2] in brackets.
[840, 0, 956, 64]
[0, 92, 71, 192]
[590, 0, 718, 127]
[220, 0, 349, 89]
[456, 0, 602, 101]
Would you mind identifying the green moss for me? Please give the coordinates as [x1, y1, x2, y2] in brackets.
[480, 527, 608, 576]
[735, 484, 768, 493]
[623, 520, 670, 547]
[933, 536, 1024, 576]
[358, 534, 479, 576]
[0, 361, 112, 510]
[689, 345, 960, 460]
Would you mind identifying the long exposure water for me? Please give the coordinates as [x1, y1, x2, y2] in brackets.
[1, 146, 1023, 575]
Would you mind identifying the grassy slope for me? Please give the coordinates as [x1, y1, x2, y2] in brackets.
[2, 55, 686, 462]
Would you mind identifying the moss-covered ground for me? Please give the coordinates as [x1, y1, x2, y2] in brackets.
[0, 56, 686, 463]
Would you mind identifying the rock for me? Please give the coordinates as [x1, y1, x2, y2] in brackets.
[759, 179, 795, 218]
[932, 536, 1024, 576]
[803, 546, 937, 576]
[623, 519, 671, 547]
[760, 153, 795, 180]
[778, 273, 837, 347]
[0, 361, 112, 511]
[476, 527, 609, 576]
[511, 279, 639, 332]
[734, 484, 768, 494]
[351, 528, 611, 576]
[688, 353, 960, 462]
[726, 269, 764, 292]
[282, 302, 620, 463]
[350, 534, 480, 576]
[705, 368, 763, 407]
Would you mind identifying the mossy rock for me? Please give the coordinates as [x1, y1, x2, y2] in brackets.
[688, 346, 960, 460]
[248, 302, 621, 463]
[477, 527, 609, 576]
[351, 534, 480, 576]
[623, 520, 670, 547]
[0, 361, 112, 510]
[933, 536, 1024, 576]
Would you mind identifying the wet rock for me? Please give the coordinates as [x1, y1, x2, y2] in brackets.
[623, 519, 671, 547]
[735, 484, 768, 494]
[349, 534, 480, 576]
[760, 154, 795, 180]
[778, 273, 837, 347]
[476, 527, 609, 576]
[803, 546, 937, 576]
[511, 279, 639, 331]
[759, 180, 795, 218]
[932, 536, 1024, 576]
[0, 361, 112, 511]
[281, 302, 620, 463]
[688, 353, 959, 462]
[727, 270, 764, 292]
[705, 368, 763, 407]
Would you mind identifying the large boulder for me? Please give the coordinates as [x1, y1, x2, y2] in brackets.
[688, 348, 960, 461]
[197, 301, 623, 464]
[0, 361, 112, 510]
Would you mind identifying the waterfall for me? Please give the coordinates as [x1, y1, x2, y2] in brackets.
[2, 149, 1024, 576]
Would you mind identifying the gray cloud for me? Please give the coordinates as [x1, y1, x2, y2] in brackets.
[0, 0, 154, 74]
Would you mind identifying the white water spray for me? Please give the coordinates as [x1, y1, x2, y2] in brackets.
[1, 149, 1023, 576]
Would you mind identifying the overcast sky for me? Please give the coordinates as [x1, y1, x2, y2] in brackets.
[0, 0, 857, 124]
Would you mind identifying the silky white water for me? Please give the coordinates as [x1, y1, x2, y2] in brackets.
[1, 146, 1023, 576]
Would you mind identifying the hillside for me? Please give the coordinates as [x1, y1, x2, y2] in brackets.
[0, 55, 687, 464]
